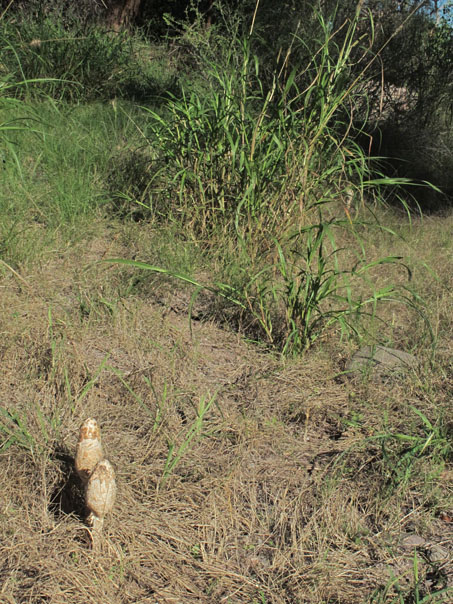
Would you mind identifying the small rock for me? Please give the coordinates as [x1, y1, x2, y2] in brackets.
[429, 544, 450, 562]
[346, 345, 418, 379]
[401, 534, 427, 549]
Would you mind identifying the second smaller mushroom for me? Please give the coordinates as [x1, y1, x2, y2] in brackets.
[86, 459, 117, 534]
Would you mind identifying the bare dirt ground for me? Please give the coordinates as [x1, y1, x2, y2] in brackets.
[1, 222, 452, 603]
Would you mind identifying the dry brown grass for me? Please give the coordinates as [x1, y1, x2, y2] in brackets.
[0, 216, 452, 603]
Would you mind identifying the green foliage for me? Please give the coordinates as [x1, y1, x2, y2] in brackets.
[160, 392, 217, 489]
[0, 407, 36, 453]
[0, 401, 64, 457]
[369, 549, 452, 603]
[110, 6, 425, 353]
[0, 2, 435, 353]
[0, 100, 140, 255]
[238, 227, 411, 353]
[0, 15, 172, 102]
[105, 234, 418, 354]
[137, 16, 376, 235]
[377, 406, 452, 491]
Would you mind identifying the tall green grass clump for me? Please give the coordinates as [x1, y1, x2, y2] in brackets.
[1, 100, 146, 237]
[109, 3, 428, 354]
[0, 30, 148, 263]
[133, 5, 378, 235]
[0, 11, 171, 102]
[0, 6, 159, 248]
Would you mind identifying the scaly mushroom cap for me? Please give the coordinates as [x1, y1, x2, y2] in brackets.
[75, 418, 104, 485]
[86, 459, 116, 529]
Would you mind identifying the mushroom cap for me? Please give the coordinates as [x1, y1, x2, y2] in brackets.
[78, 417, 101, 441]
[75, 418, 104, 484]
[85, 459, 116, 521]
